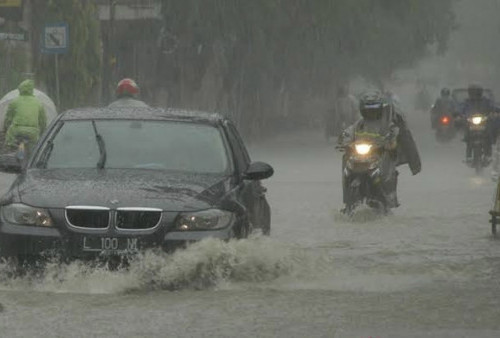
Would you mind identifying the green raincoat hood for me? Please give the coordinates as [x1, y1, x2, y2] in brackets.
[18, 79, 34, 96]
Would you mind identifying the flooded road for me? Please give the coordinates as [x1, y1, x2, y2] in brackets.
[0, 115, 500, 337]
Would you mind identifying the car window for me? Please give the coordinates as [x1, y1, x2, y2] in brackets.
[225, 123, 250, 172]
[40, 120, 229, 174]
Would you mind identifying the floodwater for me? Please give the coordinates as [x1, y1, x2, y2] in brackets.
[0, 112, 499, 338]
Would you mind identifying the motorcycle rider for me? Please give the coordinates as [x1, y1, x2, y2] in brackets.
[339, 91, 421, 211]
[431, 87, 456, 129]
[3, 79, 47, 154]
[460, 84, 495, 164]
[325, 85, 358, 141]
[108, 78, 150, 108]
[414, 82, 432, 111]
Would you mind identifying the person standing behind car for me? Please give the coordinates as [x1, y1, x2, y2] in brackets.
[325, 85, 358, 141]
[3, 79, 47, 152]
[108, 78, 150, 108]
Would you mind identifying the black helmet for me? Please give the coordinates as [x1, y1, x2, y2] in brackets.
[359, 91, 389, 120]
[468, 84, 483, 100]
[440, 87, 450, 97]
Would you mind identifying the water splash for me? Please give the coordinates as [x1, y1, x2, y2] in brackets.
[333, 205, 388, 223]
[0, 236, 297, 294]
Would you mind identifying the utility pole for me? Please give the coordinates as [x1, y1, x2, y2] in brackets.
[101, 0, 115, 105]
[22, 0, 33, 78]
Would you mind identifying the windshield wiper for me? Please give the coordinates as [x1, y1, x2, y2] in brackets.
[92, 120, 107, 169]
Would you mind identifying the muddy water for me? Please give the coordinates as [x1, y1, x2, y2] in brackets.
[0, 121, 500, 337]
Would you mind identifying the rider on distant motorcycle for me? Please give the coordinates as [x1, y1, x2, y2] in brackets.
[3, 79, 47, 155]
[108, 78, 150, 108]
[339, 92, 400, 208]
[460, 84, 495, 163]
[431, 87, 456, 129]
[339, 91, 421, 210]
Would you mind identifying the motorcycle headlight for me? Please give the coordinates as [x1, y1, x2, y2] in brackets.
[175, 209, 234, 231]
[1, 203, 53, 227]
[355, 143, 372, 155]
[471, 116, 484, 125]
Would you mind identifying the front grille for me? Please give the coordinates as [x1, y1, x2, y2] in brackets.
[116, 208, 162, 230]
[66, 206, 110, 229]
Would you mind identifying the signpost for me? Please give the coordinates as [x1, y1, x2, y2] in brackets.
[41, 23, 69, 108]
[0, 0, 23, 21]
[0, 28, 27, 41]
[0, 0, 23, 6]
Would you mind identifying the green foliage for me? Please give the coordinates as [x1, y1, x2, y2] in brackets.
[37, 0, 101, 110]
[159, 0, 456, 134]
[0, 43, 28, 96]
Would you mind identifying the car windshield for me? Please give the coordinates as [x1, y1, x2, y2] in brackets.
[36, 120, 230, 174]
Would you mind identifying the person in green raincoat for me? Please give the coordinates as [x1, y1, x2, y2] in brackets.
[3, 79, 47, 152]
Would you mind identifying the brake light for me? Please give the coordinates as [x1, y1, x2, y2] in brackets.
[441, 116, 450, 125]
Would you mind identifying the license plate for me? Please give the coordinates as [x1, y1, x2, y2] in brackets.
[82, 237, 139, 254]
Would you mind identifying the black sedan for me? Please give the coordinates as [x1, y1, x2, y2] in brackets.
[0, 107, 273, 261]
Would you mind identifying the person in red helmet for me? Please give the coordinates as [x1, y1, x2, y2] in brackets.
[108, 78, 149, 108]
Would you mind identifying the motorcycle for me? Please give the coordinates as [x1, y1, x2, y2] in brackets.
[435, 114, 456, 143]
[0, 135, 31, 172]
[466, 113, 490, 174]
[338, 136, 397, 215]
[489, 177, 500, 236]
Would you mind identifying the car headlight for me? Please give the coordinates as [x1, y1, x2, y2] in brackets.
[175, 209, 234, 231]
[1, 203, 53, 227]
[355, 143, 372, 155]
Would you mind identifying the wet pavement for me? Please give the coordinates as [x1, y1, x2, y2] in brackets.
[0, 116, 499, 337]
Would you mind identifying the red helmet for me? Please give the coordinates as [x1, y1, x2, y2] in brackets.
[116, 78, 139, 97]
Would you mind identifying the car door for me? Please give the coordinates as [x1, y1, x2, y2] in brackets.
[224, 121, 266, 233]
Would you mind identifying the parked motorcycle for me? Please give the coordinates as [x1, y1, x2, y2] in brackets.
[0, 135, 32, 172]
[338, 137, 396, 215]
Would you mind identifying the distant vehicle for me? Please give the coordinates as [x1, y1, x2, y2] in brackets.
[465, 113, 490, 174]
[0, 107, 274, 263]
[434, 114, 456, 143]
[337, 134, 395, 215]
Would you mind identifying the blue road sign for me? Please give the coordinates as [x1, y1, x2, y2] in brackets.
[41, 23, 69, 54]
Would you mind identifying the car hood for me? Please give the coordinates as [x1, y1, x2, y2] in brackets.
[16, 169, 233, 211]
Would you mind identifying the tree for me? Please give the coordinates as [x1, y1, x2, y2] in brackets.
[160, 0, 457, 135]
[33, 0, 101, 110]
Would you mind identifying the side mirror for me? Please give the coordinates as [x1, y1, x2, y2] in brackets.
[244, 161, 274, 181]
[0, 154, 22, 174]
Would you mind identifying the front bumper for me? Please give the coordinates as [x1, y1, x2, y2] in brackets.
[0, 221, 236, 259]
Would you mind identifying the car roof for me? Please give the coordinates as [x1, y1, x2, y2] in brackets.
[58, 107, 228, 125]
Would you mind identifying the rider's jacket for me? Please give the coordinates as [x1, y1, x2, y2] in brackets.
[340, 108, 421, 175]
[108, 97, 150, 108]
[432, 96, 456, 115]
[4, 80, 47, 149]
[461, 97, 495, 117]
